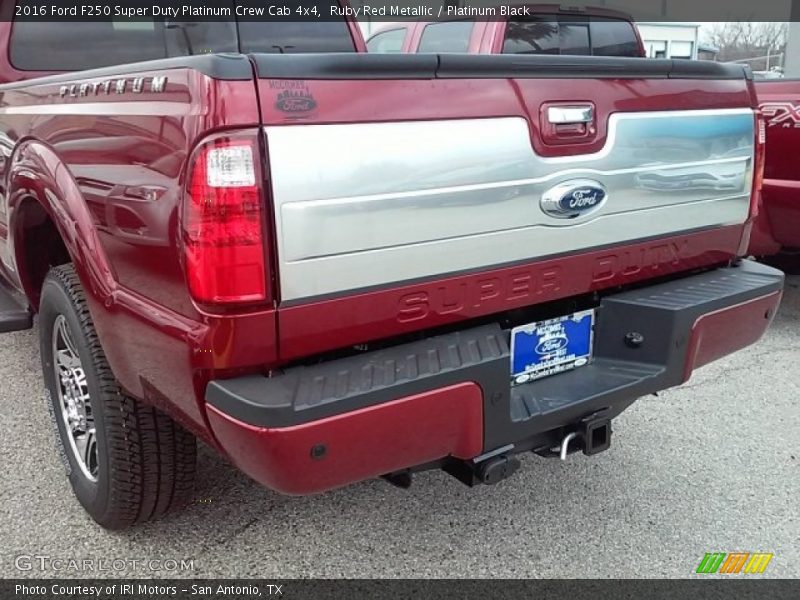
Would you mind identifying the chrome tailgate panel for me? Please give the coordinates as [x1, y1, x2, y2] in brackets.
[266, 109, 754, 302]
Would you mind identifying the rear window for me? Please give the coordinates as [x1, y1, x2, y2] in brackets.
[9, 3, 356, 71]
[237, 21, 356, 54]
[587, 19, 642, 57]
[367, 28, 407, 53]
[417, 21, 473, 53]
[10, 21, 230, 70]
[502, 16, 640, 57]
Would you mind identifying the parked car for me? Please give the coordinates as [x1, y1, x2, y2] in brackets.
[366, 4, 645, 57]
[748, 79, 800, 256]
[0, 8, 784, 529]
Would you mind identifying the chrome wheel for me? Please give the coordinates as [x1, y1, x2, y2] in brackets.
[41, 264, 197, 528]
[52, 314, 98, 482]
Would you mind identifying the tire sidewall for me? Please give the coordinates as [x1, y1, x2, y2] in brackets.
[40, 274, 113, 519]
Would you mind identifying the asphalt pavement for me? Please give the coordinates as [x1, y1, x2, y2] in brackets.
[1, 272, 798, 579]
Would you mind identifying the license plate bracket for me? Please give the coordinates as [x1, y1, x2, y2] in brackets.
[510, 309, 595, 385]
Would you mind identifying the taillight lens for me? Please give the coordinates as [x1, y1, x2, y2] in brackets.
[182, 137, 269, 304]
[753, 111, 767, 199]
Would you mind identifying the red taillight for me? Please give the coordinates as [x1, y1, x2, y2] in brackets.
[182, 137, 269, 304]
[753, 111, 767, 205]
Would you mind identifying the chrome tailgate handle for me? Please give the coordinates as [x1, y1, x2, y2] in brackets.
[547, 105, 594, 124]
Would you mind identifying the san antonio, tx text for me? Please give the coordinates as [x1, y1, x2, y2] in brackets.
[16, 583, 282, 597]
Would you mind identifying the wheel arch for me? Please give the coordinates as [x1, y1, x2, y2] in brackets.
[8, 139, 116, 311]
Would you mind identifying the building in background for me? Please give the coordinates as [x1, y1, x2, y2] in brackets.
[697, 42, 720, 60]
[637, 23, 700, 59]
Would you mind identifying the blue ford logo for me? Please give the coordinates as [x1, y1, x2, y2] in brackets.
[541, 179, 608, 219]
[535, 336, 569, 355]
[559, 187, 605, 212]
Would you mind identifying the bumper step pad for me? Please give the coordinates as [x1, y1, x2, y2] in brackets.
[208, 260, 783, 451]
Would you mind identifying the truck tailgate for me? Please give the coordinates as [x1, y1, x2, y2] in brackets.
[254, 54, 757, 359]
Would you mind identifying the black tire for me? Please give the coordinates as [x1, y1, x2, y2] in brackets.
[40, 264, 196, 529]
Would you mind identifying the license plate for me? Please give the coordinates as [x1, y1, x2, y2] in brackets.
[510, 309, 594, 384]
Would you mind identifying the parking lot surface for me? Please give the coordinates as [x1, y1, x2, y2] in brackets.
[1, 273, 798, 579]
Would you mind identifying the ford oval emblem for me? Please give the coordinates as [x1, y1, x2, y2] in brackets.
[535, 336, 569, 355]
[541, 179, 608, 219]
[276, 96, 317, 113]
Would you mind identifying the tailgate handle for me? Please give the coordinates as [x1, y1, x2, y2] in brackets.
[547, 105, 594, 124]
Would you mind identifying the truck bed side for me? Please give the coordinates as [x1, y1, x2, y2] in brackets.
[0, 55, 267, 438]
[755, 78, 800, 251]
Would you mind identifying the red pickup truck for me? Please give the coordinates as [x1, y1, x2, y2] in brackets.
[0, 13, 784, 529]
[749, 79, 800, 255]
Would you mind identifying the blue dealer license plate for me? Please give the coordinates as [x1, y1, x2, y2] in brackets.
[510, 309, 594, 384]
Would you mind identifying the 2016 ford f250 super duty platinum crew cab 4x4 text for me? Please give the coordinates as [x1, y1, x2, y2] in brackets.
[0, 9, 785, 529]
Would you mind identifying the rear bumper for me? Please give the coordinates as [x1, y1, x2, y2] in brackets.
[206, 260, 783, 495]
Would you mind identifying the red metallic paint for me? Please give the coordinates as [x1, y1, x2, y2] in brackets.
[0, 61, 275, 441]
[278, 226, 745, 360]
[206, 383, 484, 495]
[753, 79, 800, 252]
[761, 179, 800, 249]
[746, 190, 783, 257]
[683, 291, 782, 383]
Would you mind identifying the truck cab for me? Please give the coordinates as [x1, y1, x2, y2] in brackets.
[366, 5, 645, 57]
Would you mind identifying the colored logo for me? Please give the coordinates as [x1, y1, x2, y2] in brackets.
[540, 179, 608, 219]
[535, 336, 568, 355]
[696, 552, 773, 574]
[559, 187, 605, 212]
